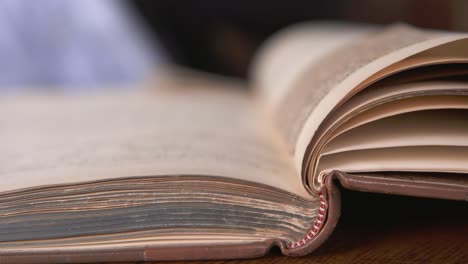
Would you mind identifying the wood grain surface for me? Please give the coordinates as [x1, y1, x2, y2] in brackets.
[108, 188, 468, 264]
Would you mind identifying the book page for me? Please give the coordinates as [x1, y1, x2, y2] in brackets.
[252, 22, 374, 107]
[316, 80, 468, 140]
[318, 146, 468, 175]
[330, 95, 468, 139]
[252, 22, 468, 173]
[322, 109, 468, 155]
[308, 80, 468, 158]
[0, 73, 309, 198]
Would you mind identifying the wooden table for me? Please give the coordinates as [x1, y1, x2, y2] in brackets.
[112, 188, 468, 264]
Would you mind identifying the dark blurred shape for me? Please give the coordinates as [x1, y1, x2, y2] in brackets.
[131, 0, 464, 78]
[131, 0, 344, 77]
[343, 0, 452, 29]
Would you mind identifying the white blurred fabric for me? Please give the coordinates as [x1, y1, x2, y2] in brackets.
[0, 0, 165, 90]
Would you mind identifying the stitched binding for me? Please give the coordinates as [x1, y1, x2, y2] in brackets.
[288, 190, 327, 249]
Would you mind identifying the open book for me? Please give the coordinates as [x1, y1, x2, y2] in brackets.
[2, 22, 468, 263]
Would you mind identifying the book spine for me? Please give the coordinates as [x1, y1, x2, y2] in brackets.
[288, 190, 327, 249]
[282, 172, 342, 257]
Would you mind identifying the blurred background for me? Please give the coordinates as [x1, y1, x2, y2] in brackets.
[1, 0, 468, 89]
[132, 0, 468, 78]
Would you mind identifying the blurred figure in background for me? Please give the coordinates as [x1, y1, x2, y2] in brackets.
[0, 0, 165, 91]
[132, 0, 459, 78]
[1, 0, 460, 89]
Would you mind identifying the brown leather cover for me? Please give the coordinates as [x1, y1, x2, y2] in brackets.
[1, 170, 467, 263]
[333, 171, 468, 201]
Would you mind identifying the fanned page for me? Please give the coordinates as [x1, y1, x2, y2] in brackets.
[253, 22, 468, 196]
[0, 70, 325, 261]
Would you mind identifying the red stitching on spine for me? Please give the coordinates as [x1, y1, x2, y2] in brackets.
[288, 190, 327, 249]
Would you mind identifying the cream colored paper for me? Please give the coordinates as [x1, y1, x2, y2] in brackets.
[322, 109, 468, 155]
[318, 146, 468, 175]
[0, 83, 308, 197]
